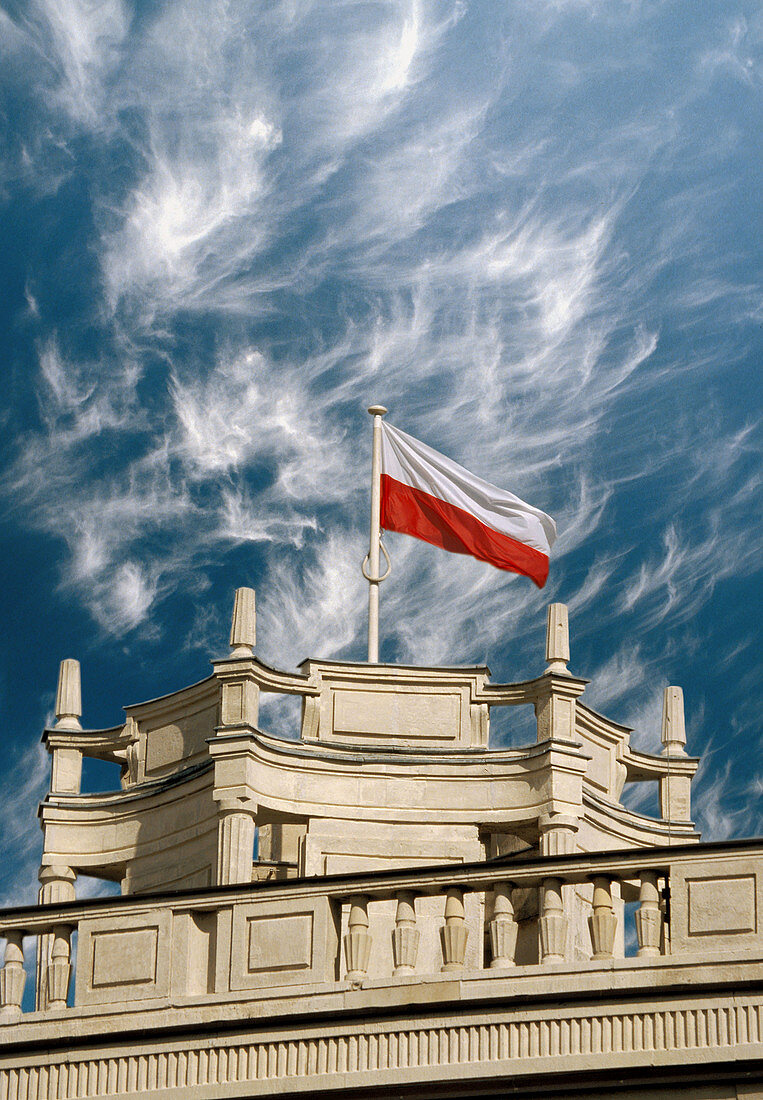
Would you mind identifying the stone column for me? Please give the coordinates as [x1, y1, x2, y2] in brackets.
[36, 866, 75, 1011]
[0, 932, 26, 1017]
[344, 896, 372, 981]
[392, 892, 419, 975]
[540, 877, 567, 963]
[216, 800, 257, 886]
[441, 888, 468, 972]
[660, 687, 692, 823]
[538, 813, 579, 856]
[635, 871, 663, 957]
[489, 882, 517, 968]
[588, 876, 617, 959]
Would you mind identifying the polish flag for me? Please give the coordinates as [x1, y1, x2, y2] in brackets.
[379, 422, 556, 588]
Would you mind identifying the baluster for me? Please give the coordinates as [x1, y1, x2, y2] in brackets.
[392, 892, 419, 975]
[36, 865, 75, 1011]
[47, 925, 72, 1009]
[635, 871, 662, 957]
[589, 876, 617, 959]
[539, 877, 567, 963]
[441, 887, 468, 971]
[344, 895, 372, 981]
[0, 932, 26, 1017]
[489, 882, 517, 968]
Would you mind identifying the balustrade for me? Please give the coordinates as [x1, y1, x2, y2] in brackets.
[2, 840, 757, 1023]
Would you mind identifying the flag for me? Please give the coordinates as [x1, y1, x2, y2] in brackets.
[379, 422, 556, 587]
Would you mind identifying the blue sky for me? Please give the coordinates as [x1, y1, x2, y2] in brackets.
[0, 0, 760, 907]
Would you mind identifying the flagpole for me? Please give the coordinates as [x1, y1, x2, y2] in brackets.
[366, 404, 387, 662]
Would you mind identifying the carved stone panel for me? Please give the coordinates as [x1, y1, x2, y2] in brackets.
[144, 703, 218, 776]
[75, 910, 171, 1006]
[670, 855, 762, 955]
[228, 896, 338, 991]
[92, 928, 158, 987]
[687, 875, 757, 936]
[247, 912, 313, 972]
[331, 688, 461, 744]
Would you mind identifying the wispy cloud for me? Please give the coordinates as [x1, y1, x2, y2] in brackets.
[0, 0, 759, 900]
[0, 743, 49, 908]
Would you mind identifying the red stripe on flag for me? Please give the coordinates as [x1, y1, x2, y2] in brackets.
[380, 474, 549, 588]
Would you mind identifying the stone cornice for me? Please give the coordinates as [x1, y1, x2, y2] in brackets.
[0, 954, 760, 1050]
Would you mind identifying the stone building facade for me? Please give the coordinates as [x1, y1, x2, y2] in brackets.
[0, 592, 761, 1097]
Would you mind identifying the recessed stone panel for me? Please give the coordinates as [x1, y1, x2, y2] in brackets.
[688, 875, 757, 936]
[75, 910, 172, 1005]
[91, 927, 158, 987]
[247, 912, 313, 972]
[229, 896, 337, 990]
[332, 689, 460, 741]
[144, 703, 218, 774]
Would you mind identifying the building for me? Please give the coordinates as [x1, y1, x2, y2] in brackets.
[0, 591, 761, 1097]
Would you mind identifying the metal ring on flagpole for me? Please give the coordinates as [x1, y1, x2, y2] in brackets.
[362, 539, 391, 583]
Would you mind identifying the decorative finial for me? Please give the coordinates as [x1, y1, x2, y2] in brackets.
[661, 686, 687, 755]
[55, 659, 82, 729]
[229, 587, 256, 656]
[545, 603, 570, 674]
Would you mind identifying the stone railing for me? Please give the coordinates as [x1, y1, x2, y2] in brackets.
[1, 838, 760, 1021]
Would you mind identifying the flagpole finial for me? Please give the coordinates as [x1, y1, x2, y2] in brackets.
[367, 405, 387, 417]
